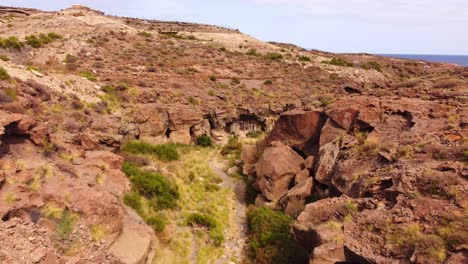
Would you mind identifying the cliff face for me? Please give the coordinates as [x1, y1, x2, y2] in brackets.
[0, 5, 466, 264]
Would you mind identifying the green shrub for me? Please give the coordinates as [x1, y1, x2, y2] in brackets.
[187, 213, 218, 229]
[187, 96, 199, 105]
[208, 90, 215, 96]
[0, 36, 23, 50]
[246, 49, 260, 56]
[122, 162, 179, 209]
[264, 52, 283, 60]
[79, 71, 97, 81]
[209, 75, 217, 82]
[57, 210, 74, 239]
[361, 61, 382, 72]
[231, 77, 241, 85]
[221, 137, 242, 156]
[263, 79, 273, 85]
[0, 55, 10, 61]
[298, 55, 310, 62]
[247, 207, 308, 264]
[100, 85, 116, 93]
[64, 54, 78, 64]
[322, 58, 354, 67]
[246, 130, 262, 138]
[146, 215, 166, 232]
[138, 31, 152, 37]
[25, 33, 62, 48]
[197, 135, 212, 147]
[121, 140, 179, 161]
[0, 67, 10, 80]
[123, 191, 142, 213]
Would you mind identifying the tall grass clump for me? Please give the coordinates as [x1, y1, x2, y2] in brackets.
[0, 36, 23, 50]
[0, 67, 10, 80]
[121, 140, 179, 161]
[187, 213, 224, 246]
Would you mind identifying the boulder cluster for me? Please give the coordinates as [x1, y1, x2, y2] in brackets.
[242, 96, 467, 264]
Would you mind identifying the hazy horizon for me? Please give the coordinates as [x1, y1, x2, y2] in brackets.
[2, 0, 468, 55]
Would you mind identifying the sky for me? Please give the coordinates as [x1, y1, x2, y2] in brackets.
[2, 0, 468, 55]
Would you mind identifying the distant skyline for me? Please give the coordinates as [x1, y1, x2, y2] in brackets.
[2, 0, 468, 55]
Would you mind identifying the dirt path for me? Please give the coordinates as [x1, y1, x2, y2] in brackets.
[209, 159, 249, 264]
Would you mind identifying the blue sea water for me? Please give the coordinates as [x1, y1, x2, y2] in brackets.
[379, 54, 468, 67]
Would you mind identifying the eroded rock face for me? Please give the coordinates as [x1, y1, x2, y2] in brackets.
[255, 141, 304, 201]
[265, 110, 325, 156]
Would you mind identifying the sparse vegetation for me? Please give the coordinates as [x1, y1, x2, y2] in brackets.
[209, 75, 217, 82]
[0, 55, 10, 61]
[263, 79, 273, 85]
[57, 210, 74, 240]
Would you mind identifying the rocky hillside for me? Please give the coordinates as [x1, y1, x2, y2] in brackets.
[0, 5, 466, 264]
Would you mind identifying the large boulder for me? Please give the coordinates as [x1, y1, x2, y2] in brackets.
[240, 144, 259, 175]
[265, 110, 325, 156]
[132, 105, 169, 144]
[255, 141, 304, 201]
[314, 141, 340, 184]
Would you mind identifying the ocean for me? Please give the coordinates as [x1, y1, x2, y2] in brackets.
[379, 54, 468, 67]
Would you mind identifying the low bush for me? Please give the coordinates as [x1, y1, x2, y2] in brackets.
[122, 162, 179, 210]
[121, 140, 180, 161]
[197, 135, 212, 147]
[263, 79, 273, 85]
[187, 213, 218, 229]
[25, 33, 62, 48]
[123, 191, 142, 213]
[361, 61, 382, 72]
[246, 130, 263, 138]
[209, 75, 217, 82]
[264, 52, 283, 60]
[0, 36, 23, 50]
[57, 210, 74, 240]
[247, 207, 308, 264]
[298, 55, 310, 62]
[322, 58, 354, 67]
[138, 31, 152, 37]
[246, 49, 260, 56]
[221, 137, 242, 156]
[146, 215, 166, 232]
[0, 55, 9, 61]
[79, 71, 97, 81]
[0, 67, 10, 80]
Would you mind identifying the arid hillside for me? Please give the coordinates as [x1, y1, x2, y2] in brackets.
[0, 5, 466, 264]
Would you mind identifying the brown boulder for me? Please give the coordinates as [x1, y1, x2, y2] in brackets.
[304, 156, 316, 171]
[295, 169, 310, 184]
[314, 141, 340, 184]
[255, 141, 304, 201]
[265, 110, 324, 156]
[319, 119, 347, 147]
[325, 107, 358, 131]
[241, 144, 258, 175]
[288, 177, 313, 199]
[167, 105, 202, 131]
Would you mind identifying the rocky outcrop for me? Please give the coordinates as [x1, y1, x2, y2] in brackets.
[265, 110, 325, 156]
[255, 141, 304, 201]
[314, 141, 340, 185]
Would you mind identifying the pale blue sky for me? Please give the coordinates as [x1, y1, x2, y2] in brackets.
[3, 0, 468, 55]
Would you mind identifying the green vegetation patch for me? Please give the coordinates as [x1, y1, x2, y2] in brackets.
[247, 207, 308, 264]
[0, 67, 10, 80]
[0, 36, 23, 50]
[79, 71, 97, 81]
[264, 52, 283, 60]
[322, 58, 354, 67]
[196, 135, 212, 147]
[361, 61, 382, 72]
[121, 140, 180, 161]
[25, 32, 62, 48]
[122, 162, 179, 210]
